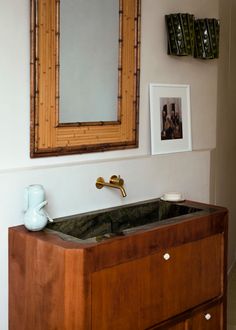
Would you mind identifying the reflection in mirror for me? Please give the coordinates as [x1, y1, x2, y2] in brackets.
[60, 0, 119, 123]
[30, 0, 141, 157]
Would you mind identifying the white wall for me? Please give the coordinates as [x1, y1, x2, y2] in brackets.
[0, 0, 218, 329]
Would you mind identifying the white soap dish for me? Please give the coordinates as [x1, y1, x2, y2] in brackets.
[160, 192, 185, 202]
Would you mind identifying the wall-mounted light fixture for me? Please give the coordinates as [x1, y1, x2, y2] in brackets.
[194, 19, 220, 59]
[165, 14, 220, 59]
[165, 13, 195, 56]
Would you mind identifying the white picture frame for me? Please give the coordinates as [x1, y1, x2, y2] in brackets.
[149, 84, 192, 155]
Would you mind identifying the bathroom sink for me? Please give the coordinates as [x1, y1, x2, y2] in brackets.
[46, 198, 202, 243]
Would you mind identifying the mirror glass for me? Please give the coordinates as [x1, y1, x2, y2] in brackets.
[60, 0, 119, 123]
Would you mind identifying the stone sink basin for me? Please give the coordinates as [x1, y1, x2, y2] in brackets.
[46, 198, 202, 243]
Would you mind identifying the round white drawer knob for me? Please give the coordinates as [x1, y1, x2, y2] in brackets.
[163, 253, 170, 260]
[205, 313, 211, 320]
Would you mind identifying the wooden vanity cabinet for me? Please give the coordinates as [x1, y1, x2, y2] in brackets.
[9, 201, 228, 330]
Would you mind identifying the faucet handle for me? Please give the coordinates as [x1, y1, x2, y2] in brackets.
[110, 175, 124, 186]
[96, 177, 105, 189]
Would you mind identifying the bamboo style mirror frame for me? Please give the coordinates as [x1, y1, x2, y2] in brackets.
[30, 0, 141, 157]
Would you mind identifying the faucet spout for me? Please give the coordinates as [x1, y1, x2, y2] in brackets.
[96, 175, 127, 198]
[119, 186, 127, 198]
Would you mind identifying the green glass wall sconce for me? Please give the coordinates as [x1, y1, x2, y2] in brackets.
[165, 13, 195, 56]
[194, 18, 220, 59]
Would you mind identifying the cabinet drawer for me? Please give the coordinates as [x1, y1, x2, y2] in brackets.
[158, 321, 188, 330]
[151, 303, 223, 330]
[91, 234, 223, 329]
[170, 324, 185, 330]
[191, 304, 223, 330]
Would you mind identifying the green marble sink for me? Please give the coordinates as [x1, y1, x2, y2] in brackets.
[46, 198, 202, 243]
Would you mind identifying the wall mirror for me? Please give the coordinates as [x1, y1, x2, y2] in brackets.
[30, 0, 141, 157]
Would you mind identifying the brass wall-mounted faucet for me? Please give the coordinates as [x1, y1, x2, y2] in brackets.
[96, 175, 127, 197]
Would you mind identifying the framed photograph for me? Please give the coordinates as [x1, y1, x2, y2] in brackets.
[149, 84, 192, 155]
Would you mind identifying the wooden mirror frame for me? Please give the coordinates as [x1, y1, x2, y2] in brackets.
[30, 0, 141, 157]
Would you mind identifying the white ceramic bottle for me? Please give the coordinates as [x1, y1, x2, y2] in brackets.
[23, 184, 53, 231]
